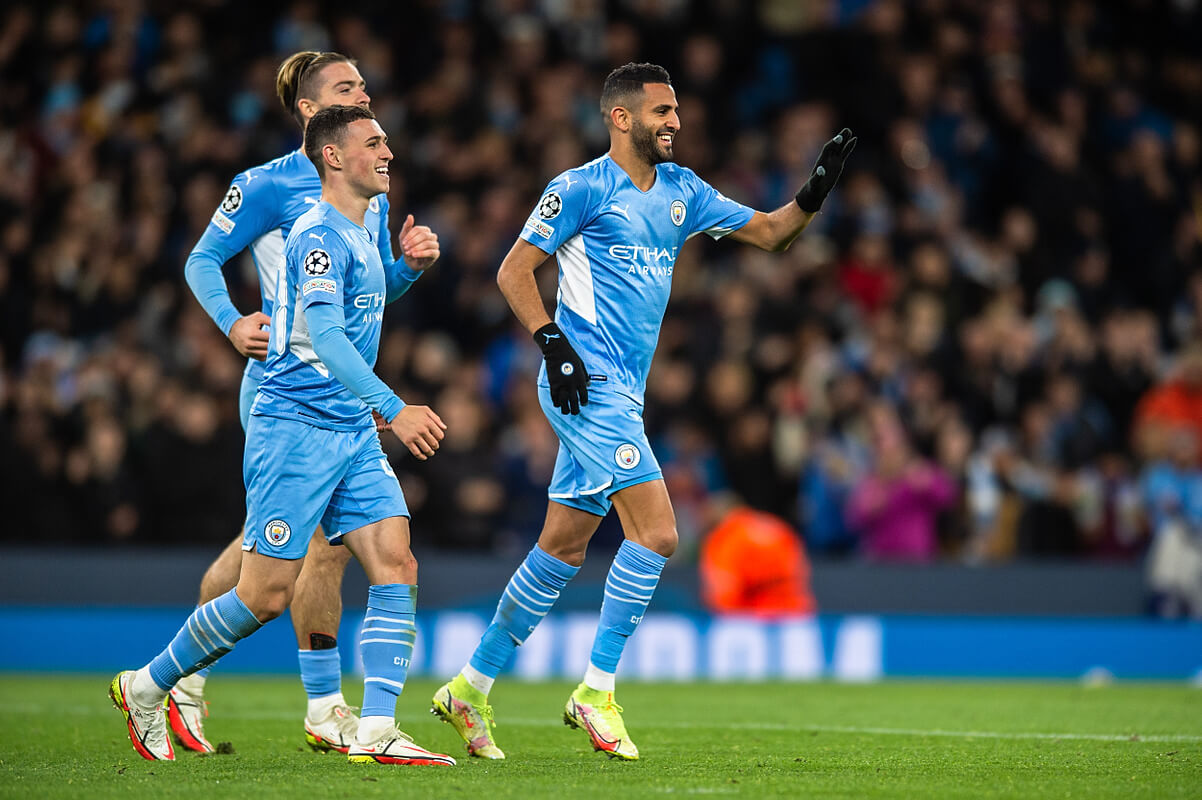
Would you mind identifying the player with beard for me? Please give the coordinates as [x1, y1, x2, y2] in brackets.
[431, 62, 856, 760]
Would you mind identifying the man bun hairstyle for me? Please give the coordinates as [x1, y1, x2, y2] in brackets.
[276, 51, 356, 127]
[304, 105, 377, 178]
[599, 62, 672, 117]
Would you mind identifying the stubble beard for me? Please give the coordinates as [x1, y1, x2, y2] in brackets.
[632, 119, 672, 166]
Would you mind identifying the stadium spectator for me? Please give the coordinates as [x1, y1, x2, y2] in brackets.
[699, 497, 816, 616]
[0, 2, 1200, 601]
[845, 402, 956, 561]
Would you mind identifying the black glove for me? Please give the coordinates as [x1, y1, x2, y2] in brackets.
[534, 322, 589, 415]
[794, 127, 857, 213]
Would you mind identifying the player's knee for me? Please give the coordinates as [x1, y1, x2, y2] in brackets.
[542, 543, 586, 567]
[643, 527, 678, 559]
[239, 585, 292, 623]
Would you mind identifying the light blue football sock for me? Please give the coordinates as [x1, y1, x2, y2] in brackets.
[469, 545, 579, 678]
[588, 540, 668, 673]
[360, 584, 417, 719]
[147, 588, 262, 691]
[298, 648, 341, 700]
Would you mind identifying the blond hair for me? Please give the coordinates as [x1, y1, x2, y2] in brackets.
[275, 51, 355, 127]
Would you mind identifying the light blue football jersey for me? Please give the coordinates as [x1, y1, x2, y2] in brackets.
[191, 149, 393, 380]
[520, 155, 754, 402]
[253, 201, 390, 430]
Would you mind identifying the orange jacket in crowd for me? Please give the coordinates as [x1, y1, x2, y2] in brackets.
[699, 507, 816, 616]
[1134, 379, 1202, 445]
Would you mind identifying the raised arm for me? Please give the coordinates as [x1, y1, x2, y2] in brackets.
[382, 212, 437, 304]
[728, 128, 857, 253]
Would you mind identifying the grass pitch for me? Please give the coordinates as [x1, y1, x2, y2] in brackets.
[0, 676, 1198, 799]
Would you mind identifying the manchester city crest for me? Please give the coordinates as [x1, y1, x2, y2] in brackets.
[615, 443, 641, 469]
[264, 519, 292, 547]
[670, 199, 686, 227]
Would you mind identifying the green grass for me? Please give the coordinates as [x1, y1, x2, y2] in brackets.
[1, 676, 1199, 799]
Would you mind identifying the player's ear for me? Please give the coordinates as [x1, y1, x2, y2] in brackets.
[610, 105, 631, 133]
[297, 97, 318, 123]
[322, 142, 341, 172]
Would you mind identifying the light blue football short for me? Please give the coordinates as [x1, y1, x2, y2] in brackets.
[242, 414, 408, 559]
[539, 384, 663, 517]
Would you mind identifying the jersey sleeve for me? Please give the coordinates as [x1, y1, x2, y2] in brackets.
[375, 194, 395, 265]
[684, 169, 755, 240]
[519, 170, 591, 254]
[305, 301, 405, 422]
[374, 194, 422, 303]
[290, 225, 354, 311]
[183, 170, 279, 335]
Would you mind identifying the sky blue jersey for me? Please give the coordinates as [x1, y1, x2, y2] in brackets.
[253, 201, 417, 430]
[520, 155, 755, 403]
[184, 149, 394, 381]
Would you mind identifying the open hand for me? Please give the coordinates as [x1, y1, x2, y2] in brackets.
[794, 128, 857, 213]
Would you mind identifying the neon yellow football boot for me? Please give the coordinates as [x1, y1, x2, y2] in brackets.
[430, 676, 504, 759]
[562, 683, 639, 760]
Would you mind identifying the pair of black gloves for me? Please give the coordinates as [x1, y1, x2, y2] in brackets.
[538, 128, 857, 415]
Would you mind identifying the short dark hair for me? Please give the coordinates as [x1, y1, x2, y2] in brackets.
[600, 62, 672, 117]
[275, 51, 356, 127]
[304, 105, 377, 178]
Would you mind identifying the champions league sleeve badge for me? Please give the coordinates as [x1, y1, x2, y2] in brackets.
[303, 248, 331, 276]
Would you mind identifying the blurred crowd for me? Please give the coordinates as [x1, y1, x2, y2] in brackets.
[2, 1, 1201, 593]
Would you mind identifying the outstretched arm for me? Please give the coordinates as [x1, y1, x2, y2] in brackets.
[728, 128, 857, 253]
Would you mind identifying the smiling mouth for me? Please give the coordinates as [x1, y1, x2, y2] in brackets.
[657, 132, 674, 147]
[375, 166, 389, 176]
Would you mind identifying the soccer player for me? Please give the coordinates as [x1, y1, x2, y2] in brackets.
[111, 104, 455, 765]
[431, 63, 855, 761]
[175, 51, 424, 755]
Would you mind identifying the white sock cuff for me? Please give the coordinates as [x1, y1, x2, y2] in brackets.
[584, 662, 616, 693]
[130, 666, 169, 708]
[307, 691, 346, 720]
[461, 664, 495, 697]
[356, 714, 395, 745]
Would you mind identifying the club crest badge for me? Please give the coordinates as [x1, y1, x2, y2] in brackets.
[264, 519, 291, 547]
[615, 443, 641, 470]
[670, 199, 686, 227]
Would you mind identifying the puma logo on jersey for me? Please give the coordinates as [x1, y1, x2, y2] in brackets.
[609, 203, 630, 219]
[309, 231, 327, 243]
